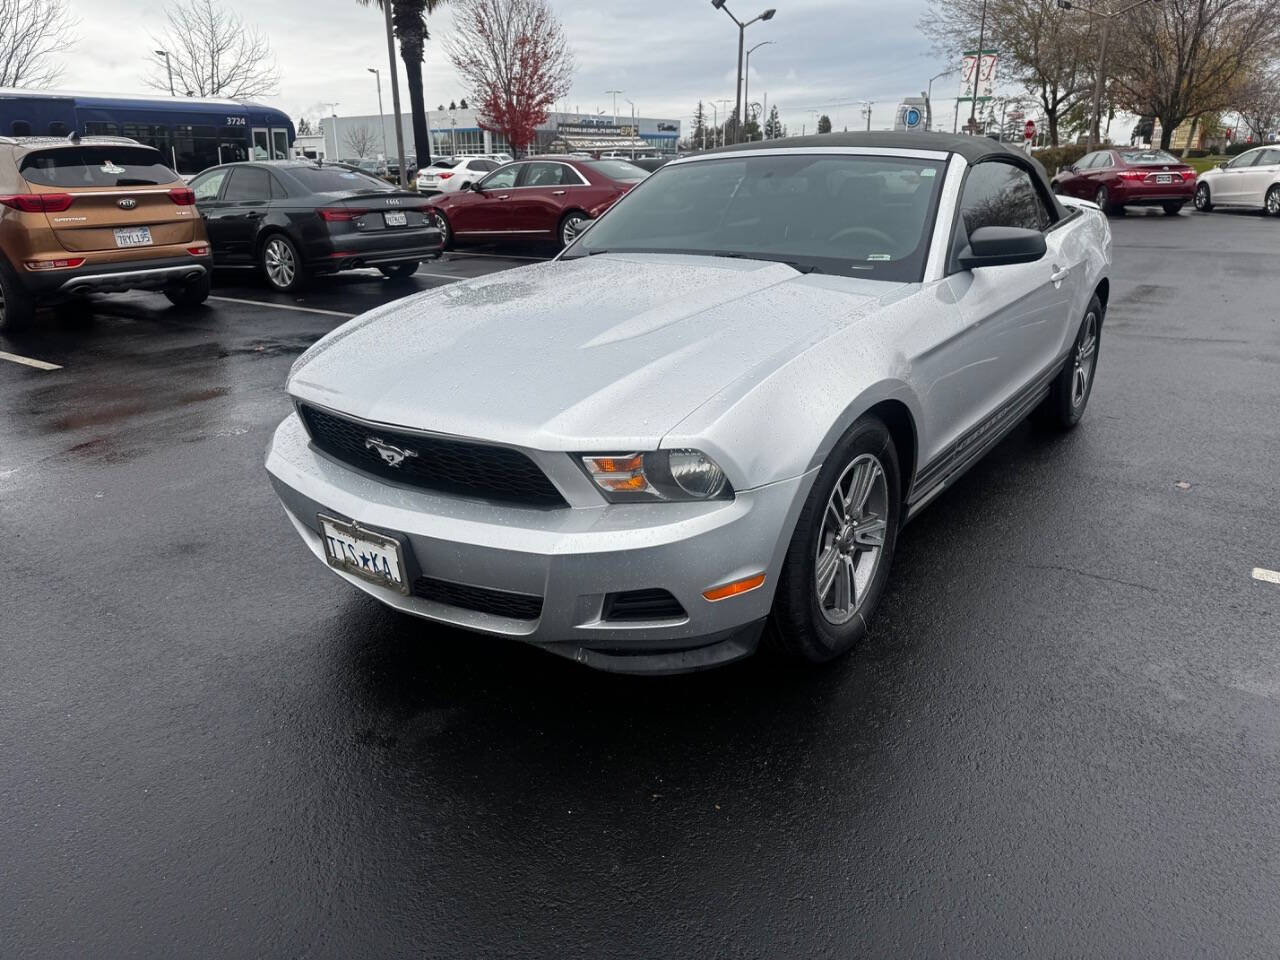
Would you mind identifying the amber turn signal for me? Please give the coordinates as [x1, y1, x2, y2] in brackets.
[702, 573, 765, 602]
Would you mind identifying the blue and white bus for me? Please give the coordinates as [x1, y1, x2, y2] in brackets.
[0, 89, 295, 177]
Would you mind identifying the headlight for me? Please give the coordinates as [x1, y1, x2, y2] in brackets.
[578, 450, 732, 503]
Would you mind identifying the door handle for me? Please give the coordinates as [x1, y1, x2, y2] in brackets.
[1050, 265, 1069, 284]
[246, 210, 263, 219]
[552, 190, 566, 196]
[497, 195, 510, 200]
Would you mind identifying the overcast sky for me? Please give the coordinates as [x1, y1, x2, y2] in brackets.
[57, 0, 960, 136]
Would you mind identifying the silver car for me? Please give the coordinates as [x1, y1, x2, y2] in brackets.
[267, 132, 1111, 675]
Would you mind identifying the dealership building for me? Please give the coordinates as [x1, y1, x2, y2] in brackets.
[311, 109, 681, 162]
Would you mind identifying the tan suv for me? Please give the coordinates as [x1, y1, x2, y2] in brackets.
[0, 135, 212, 330]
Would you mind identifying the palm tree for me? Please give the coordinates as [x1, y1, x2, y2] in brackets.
[359, 0, 445, 167]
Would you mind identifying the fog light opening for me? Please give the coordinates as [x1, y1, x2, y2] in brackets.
[703, 573, 766, 602]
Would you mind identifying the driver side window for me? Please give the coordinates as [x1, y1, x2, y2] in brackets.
[480, 165, 520, 190]
[950, 161, 1052, 272]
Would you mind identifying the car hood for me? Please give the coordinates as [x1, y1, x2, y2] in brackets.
[289, 253, 904, 450]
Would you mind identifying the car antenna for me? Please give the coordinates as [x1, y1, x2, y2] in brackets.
[68, 130, 80, 144]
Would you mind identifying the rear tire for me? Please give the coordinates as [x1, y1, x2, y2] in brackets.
[0, 261, 36, 332]
[1194, 183, 1213, 212]
[260, 234, 307, 293]
[765, 415, 901, 664]
[1162, 201, 1184, 216]
[1266, 185, 1280, 217]
[559, 211, 589, 248]
[1038, 293, 1102, 431]
[164, 271, 211, 307]
[379, 262, 419, 281]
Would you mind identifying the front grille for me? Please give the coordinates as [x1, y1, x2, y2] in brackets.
[299, 404, 566, 507]
[602, 588, 687, 622]
[411, 576, 543, 621]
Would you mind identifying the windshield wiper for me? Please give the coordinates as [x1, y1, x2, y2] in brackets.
[707, 251, 823, 275]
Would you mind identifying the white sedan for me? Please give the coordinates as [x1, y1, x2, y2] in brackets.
[415, 156, 502, 194]
[1194, 145, 1280, 215]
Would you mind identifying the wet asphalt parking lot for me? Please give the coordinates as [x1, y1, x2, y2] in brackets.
[3, 210, 1280, 958]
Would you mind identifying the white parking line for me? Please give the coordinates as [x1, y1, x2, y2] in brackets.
[446, 251, 551, 262]
[415, 271, 464, 281]
[0, 350, 61, 371]
[208, 296, 355, 318]
[1253, 567, 1280, 586]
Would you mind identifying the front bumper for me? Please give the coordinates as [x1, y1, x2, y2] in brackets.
[265, 412, 811, 674]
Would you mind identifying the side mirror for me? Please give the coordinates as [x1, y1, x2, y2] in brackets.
[1216, 161, 1227, 169]
[469, 181, 484, 192]
[957, 226, 1047, 270]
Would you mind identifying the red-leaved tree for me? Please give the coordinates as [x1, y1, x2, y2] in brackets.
[444, 0, 574, 154]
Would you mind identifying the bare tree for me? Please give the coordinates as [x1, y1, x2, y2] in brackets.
[444, 0, 573, 153]
[343, 124, 378, 159]
[144, 0, 279, 99]
[0, 0, 78, 87]
[1110, 0, 1280, 150]
[1233, 61, 1280, 141]
[920, 0, 1095, 146]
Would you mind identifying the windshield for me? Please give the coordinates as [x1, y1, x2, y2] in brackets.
[290, 167, 393, 193]
[20, 147, 178, 187]
[583, 159, 648, 182]
[566, 153, 945, 281]
[1120, 149, 1180, 165]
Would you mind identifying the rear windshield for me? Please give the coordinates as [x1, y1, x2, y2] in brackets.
[431, 158, 458, 169]
[289, 167, 393, 193]
[20, 147, 178, 187]
[1120, 149, 1180, 165]
[583, 159, 648, 182]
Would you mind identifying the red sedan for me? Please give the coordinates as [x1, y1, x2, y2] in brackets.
[1051, 147, 1196, 215]
[425, 156, 647, 249]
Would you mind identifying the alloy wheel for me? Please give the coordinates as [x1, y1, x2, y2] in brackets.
[815, 453, 889, 626]
[1195, 184, 1211, 210]
[264, 237, 296, 289]
[561, 214, 587, 246]
[1095, 186, 1108, 210]
[1267, 187, 1280, 216]
[433, 211, 450, 245]
[1072, 309, 1099, 407]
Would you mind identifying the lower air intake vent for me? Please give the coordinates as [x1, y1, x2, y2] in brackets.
[412, 576, 543, 621]
[602, 588, 686, 622]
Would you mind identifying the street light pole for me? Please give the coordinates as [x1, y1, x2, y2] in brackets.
[605, 90, 623, 126]
[154, 50, 175, 96]
[711, 1, 776, 144]
[744, 40, 774, 140]
[708, 100, 718, 150]
[715, 99, 732, 146]
[925, 68, 953, 131]
[380, 0, 408, 186]
[968, 0, 988, 132]
[367, 68, 387, 160]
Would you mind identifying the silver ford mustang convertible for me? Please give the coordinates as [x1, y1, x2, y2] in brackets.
[267, 132, 1111, 675]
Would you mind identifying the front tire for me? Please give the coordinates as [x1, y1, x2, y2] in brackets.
[1095, 185, 1112, 214]
[1266, 185, 1280, 217]
[260, 234, 306, 292]
[164, 271, 211, 307]
[1038, 293, 1102, 430]
[432, 210, 454, 251]
[379, 262, 419, 281]
[1194, 183, 1213, 212]
[766, 416, 901, 664]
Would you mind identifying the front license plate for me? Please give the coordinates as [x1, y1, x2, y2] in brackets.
[384, 211, 408, 227]
[1156, 174, 1172, 183]
[114, 226, 153, 248]
[319, 515, 409, 594]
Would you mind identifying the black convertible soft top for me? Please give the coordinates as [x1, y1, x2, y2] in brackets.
[703, 131, 1066, 219]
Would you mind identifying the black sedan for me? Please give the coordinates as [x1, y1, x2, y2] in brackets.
[189, 161, 442, 292]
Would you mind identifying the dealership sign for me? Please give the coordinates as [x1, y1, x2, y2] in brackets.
[959, 49, 998, 102]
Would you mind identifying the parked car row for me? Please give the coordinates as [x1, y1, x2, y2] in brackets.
[1050, 144, 1280, 217]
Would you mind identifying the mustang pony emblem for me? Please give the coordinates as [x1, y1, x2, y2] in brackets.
[364, 437, 418, 467]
